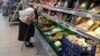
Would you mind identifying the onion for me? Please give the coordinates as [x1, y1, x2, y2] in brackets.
[54, 41, 61, 47]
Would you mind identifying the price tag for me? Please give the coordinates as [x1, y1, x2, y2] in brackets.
[63, 22, 66, 26]
[56, 19, 59, 22]
[70, 10, 76, 14]
[87, 47, 91, 51]
[56, 9, 60, 11]
[87, 14, 92, 18]
[69, 26, 73, 29]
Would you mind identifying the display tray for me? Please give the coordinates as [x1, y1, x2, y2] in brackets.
[33, 21, 76, 55]
[33, 22, 59, 55]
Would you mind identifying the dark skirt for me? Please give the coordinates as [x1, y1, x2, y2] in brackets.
[18, 20, 35, 41]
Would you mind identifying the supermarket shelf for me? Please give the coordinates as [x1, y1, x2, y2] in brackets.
[34, 3, 100, 20]
[41, 13, 100, 43]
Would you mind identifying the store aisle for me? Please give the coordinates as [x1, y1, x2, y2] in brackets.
[0, 12, 40, 56]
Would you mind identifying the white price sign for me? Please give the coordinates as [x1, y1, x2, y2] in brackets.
[70, 10, 76, 14]
[87, 14, 92, 18]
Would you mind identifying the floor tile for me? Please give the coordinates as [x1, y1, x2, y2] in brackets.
[10, 46, 21, 53]
[0, 43, 10, 49]
[0, 53, 10, 56]
[0, 48, 10, 54]
[10, 51, 22, 56]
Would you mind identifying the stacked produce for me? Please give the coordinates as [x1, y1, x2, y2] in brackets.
[37, 16, 97, 55]
[74, 16, 100, 37]
[39, 0, 65, 7]
[76, 17, 91, 30]
[39, 0, 100, 28]
[39, 0, 100, 11]
[67, 35, 90, 47]
[38, 16, 63, 52]
[43, 9, 64, 20]
[73, 4, 100, 37]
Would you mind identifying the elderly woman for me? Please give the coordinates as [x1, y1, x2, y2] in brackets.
[18, 2, 35, 47]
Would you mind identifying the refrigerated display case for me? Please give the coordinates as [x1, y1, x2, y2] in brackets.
[18, 0, 100, 56]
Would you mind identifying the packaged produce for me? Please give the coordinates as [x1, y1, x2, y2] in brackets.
[67, 35, 78, 44]
[75, 16, 83, 25]
[55, 12, 63, 20]
[76, 17, 92, 30]
[78, 38, 89, 47]
[44, 31, 54, 35]
[67, 35, 90, 47]
[87, 19, 94, 27]
[88, 21, 100, 31]
[38, 16, 53, 28]
[52, 27, 62, 33]
[48, 32, 62, 41]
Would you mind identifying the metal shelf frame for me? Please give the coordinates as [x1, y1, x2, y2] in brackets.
[9, 0, 27, 25]
[9, 1, 22, 25]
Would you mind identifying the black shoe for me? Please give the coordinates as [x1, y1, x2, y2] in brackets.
[25, 42, 34, 48]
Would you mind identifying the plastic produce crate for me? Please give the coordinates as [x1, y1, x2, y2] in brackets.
[61, 35, 96, 56]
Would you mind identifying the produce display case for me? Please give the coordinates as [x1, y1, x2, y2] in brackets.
[33, 15, 97, 56]
[33, 18, 76, 55]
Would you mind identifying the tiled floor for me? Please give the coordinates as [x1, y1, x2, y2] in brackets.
[0, 11, 40, 56]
